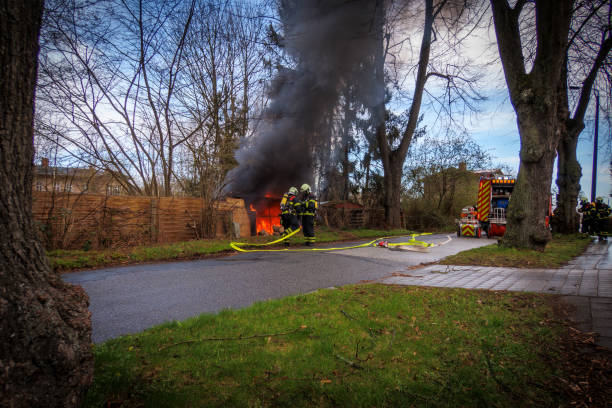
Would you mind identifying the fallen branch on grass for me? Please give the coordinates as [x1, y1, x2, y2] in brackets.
[340, 309, 356, 320]
[335, 353, 363, 369]
[157, 326, 307, 352]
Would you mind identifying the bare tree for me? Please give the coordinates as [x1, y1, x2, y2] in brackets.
[37, 0, 197, 196]
[173, 0, 268, 235]
[374, 0, 486, 227]
[38, 0, 269, 204]
[489, 0, 573, 249]
[0, 0, 93, 406]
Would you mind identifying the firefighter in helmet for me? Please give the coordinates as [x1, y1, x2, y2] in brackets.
[594, 197, 611, 241]
[578, 197, 593, 235]
[280, 186, 300, 246]
[297, 183, 318, 246]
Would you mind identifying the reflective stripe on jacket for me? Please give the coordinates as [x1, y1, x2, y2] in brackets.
[300, 194, 318, 216]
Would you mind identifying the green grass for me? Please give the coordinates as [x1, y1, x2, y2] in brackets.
[440, 234, 592, 268]
[84, 284, 570, 408]
[47, 240, 235, 272]
[48, 227, 415, 272]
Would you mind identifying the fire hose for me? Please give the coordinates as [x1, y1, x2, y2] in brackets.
[230, 229, 450, 253]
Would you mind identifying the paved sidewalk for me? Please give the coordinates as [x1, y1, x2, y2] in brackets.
[381, 240, 612, 349]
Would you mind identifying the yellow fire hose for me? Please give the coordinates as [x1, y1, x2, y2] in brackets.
[230, 229, 439, 253]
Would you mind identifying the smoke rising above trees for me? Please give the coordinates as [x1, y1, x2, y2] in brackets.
[227, 0, 384, 197]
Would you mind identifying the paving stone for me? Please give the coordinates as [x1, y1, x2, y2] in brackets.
[491, 278, 518, 291]
[475, 275, 507, 290]
[590, 301, 612, 312]
[598, 288, 612, 297]
[507, 280, 532, 291]
[559, 285, 579, 295]
[598, 273, 612, 282]
[525, 280, 551, 292]
[578, 286, 598, 297]
[566, 271, 583, 285]
[592, 317, 612, 329]
[461, 270, 495, 287]
[582, 271, 598, 280]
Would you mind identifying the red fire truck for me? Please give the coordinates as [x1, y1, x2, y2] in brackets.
[457, 176, 515, 238]
[457, 176, 552, 238]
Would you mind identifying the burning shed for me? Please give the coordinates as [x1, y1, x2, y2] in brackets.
[247, 194, 282, 236]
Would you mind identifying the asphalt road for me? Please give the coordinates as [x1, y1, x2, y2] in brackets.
[63, 234, 495, 343]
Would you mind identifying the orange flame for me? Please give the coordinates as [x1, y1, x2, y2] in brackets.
[251, 194, 281, 235]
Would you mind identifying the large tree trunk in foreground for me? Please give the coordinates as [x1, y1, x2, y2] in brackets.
[554, 123, 582, 233]
[490, 0, 573, 250]
[0, 1, 93, 406]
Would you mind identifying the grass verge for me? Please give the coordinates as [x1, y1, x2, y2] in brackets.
[48, 227, 414, 273]
[84, 284, 610, 407]
[440, 234, 592, 268]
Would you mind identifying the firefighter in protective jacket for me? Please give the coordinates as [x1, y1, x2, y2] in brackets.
[594, 197, 611, 241]
[298, 184, 318, 246]
[578, 197, 594, 234]
[280, 187, 300, 246]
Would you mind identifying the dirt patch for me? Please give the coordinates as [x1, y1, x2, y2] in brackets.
[549, 297, 612, 407]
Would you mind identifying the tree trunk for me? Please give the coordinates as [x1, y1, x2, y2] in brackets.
[554, 123, 582, 233]
[490, 0, 573, 249]
[553, 23, 612, 234]
[503, 108, 557, 250]
[0, 2, 93, 407]
[382, 152, 403, 227]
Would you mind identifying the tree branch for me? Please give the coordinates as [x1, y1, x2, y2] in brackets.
[572, 35, 612, 121]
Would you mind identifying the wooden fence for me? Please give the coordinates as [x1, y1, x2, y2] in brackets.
[32, 192, 250, 250]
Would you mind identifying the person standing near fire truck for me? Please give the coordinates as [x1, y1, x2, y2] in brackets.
[298, 184, 318, 246]
[578, 197, 594, 234]
[594, 197, 611, 241]
[280, 187, 300, 246]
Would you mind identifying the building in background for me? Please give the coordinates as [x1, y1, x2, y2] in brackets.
[33, 158, 125, 195]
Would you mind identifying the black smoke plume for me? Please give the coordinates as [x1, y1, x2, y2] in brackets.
[226, 0, 383, 198]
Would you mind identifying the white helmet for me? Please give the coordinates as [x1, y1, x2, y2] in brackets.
[300, 183, 311, 193]
[288, 186, 298, 195]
